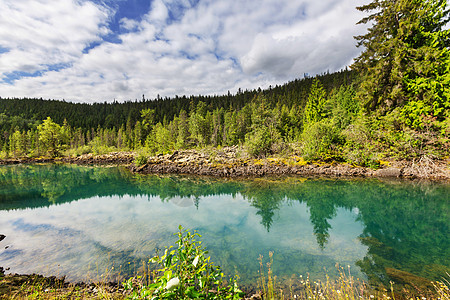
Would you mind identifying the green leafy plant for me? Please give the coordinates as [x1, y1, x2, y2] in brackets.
[134, 152, 148, 167]
[301, 119, 343, 161]
[123, 225, 243, 299]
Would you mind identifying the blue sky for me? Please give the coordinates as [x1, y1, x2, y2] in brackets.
[0, 0, 366, 103]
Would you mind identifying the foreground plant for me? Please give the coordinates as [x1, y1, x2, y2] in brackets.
[123, 225, 243, 299]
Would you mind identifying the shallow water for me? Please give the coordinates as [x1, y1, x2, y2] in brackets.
[0, 164, 448, 287]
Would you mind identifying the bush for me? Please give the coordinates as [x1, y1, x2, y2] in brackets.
[341, 118, 381, 167]
[134, 153, 148, 167]
[245, 126, 284, 158]
[123, 225, 242, 299]
[245, 127, 272, 158]
[301, 120, 343, 161]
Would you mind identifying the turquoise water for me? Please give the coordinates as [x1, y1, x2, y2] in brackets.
[0, 164, 448, 288]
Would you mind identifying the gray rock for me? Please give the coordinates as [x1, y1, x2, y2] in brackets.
[375, 167, 401, 177]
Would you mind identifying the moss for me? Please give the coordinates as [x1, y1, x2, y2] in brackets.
[379, 160, 391, 167]
[253, 159, 265, 166]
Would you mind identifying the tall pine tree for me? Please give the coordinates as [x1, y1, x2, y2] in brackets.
[353, 0, 450, 119]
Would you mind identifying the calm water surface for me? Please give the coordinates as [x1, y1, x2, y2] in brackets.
[0, 164, 448, 287]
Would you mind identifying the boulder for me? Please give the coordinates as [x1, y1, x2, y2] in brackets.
[375, 167, 401, 177]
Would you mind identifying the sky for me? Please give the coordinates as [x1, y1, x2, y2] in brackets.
[0, 0, 367, 103]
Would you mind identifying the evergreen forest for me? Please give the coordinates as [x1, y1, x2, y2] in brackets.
[0, 0, 449, 167]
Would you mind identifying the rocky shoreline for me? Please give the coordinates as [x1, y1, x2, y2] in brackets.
[0, 151, 135, 166]
[0, 148, 449, 180]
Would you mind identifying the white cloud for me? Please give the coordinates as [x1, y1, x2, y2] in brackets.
[0, 0, 367, 102]
[0, 0, 109, 76]
[147, 0, 169, 25]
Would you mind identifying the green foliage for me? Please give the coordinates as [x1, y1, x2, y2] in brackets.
[141, 109, 156, 130]
[301, 119, 342, 161]
[277, 104, 302, 142]
[123, 225, 243, 299]
[176, 110, 191, 149]
[341, 117, 381, 167]
[330, 85, 359, 129]
[245, 95, 282, 157]
[245, 127, 273, 158]
[145, 122, 175, 154]
[134, 152, 148, 167]
[1, 64, 448, 163]
[353, 0, 450, 114]
[303, 78, 327, 126]
[37, 117, 66, 157]
[189, 102, 212, 147]
[65, 145, 92, 157]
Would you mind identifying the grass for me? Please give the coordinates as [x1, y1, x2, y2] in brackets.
[1, 268, 449, 299]
[255, 255, 450, 300]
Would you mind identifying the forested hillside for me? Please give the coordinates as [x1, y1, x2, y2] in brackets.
[0, 0, 449, 167]
[0, 70, 353, 132]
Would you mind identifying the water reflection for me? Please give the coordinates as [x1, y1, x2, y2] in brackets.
[0, 164, 448, 288]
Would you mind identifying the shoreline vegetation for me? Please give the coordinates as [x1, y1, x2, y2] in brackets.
[0, 148, 449, 181]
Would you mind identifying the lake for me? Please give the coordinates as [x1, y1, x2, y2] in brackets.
[0, 164, 448, 289]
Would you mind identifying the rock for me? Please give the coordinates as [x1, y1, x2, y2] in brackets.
[375, 167, 401, 177]
[169, 151, 178, 160]
[0, 234, 5, 242]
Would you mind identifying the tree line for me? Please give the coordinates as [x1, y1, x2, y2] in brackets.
[0, 0, 449, 164]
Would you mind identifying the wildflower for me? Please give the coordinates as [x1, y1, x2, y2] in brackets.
[165, 277, 180, 290]
[370, 295, 374, 298]
[337, 290, 341, 294]
[192, 255, 199, 267]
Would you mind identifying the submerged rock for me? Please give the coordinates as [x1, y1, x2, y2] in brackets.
[385, 267, 434, 291]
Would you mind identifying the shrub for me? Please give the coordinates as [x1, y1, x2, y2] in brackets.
[134, 153, 148, 167]
[301, 120, 343, 161]
[342, 118, 381, 167]
[123, 225, 243, 299]
[245, 127, 272, 158]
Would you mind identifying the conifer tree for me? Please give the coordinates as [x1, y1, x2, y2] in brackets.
[37, 117, 65, 157]
[353, 0, 450, 117]
[303, 78, 327, 126]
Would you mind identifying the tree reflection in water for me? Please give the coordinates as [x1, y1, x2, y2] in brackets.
[0, 164, 448, 287]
